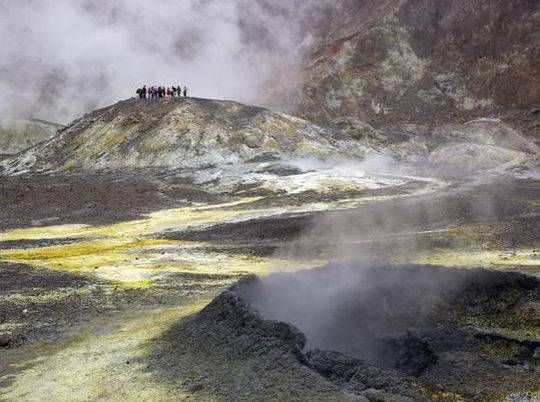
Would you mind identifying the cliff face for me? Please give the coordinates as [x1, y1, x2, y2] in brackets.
[277, 0, 539, 137]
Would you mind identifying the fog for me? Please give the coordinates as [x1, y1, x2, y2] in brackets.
[0, 0, 334, 124]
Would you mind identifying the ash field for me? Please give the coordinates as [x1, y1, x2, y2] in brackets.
[1, 1, 540, 401]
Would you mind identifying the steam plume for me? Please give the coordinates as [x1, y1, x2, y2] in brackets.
[0, 0, 333, 124]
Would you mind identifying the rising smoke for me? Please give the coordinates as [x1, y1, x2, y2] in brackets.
[240, 172, 512, 366]
[0, 0, 335, 124]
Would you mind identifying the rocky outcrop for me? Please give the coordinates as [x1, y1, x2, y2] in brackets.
[338, 117, 539, 174]
[169, 277, 422, 401]
[0, 98, 366, 175]
[229, 264, 540, 400]
[305, 349, 417, 400]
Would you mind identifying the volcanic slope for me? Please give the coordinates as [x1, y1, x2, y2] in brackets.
[0, 119, 63, 157]
[281, 0, 540, 137]
[0, 98, 365, 175]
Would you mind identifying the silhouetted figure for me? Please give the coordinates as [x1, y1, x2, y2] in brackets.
[134, 84, 189, 99]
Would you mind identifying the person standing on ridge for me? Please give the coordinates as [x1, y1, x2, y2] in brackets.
[183, 86, 188, 97]
[142, 85, 147, 99]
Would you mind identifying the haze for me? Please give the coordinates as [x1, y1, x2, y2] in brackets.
[0, 0, 314, 124]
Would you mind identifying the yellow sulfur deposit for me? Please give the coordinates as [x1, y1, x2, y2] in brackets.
[0, 197, 324, 288]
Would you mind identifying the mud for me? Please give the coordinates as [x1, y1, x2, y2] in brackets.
[0, 258, 236, 355]
[0, 238, 78, 250]
[0, 262, 106, 348]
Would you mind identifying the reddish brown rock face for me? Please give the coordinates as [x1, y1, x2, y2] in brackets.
[265, 0, 539, 137]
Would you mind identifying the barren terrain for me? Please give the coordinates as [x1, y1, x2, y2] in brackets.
[0, 150, 538, 400]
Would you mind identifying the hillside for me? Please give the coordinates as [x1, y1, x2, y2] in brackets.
[0, 97, 368, 175]
[269, 0, 540, 137]
[0, 119, 63, 156]
[2, 98, 536, 178]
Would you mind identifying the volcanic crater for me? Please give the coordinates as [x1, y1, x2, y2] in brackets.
[165, 264, 540, 401]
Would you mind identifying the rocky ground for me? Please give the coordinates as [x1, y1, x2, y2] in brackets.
[1, 1, 539, 399]
[0, 95, 538, 401]
[0, 161, 538, 401]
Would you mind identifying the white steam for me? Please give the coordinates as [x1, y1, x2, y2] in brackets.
[0, 0, 328, 124]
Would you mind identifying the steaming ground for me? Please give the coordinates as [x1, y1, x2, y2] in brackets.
[0, 99, 538, 401]
[1, 173, 538, 399]
[2, 0, 539, 398]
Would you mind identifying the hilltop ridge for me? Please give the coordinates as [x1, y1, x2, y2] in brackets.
[0, 97, 366, 175]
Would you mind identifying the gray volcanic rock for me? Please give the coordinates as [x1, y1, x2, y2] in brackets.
[154, 278, 419, 401]
[428, 142, 527, 173]
[152, 281, 358, 401]
[0, 118, 63, 155]
[0, 98, 366, 175]
[225, 265, 540, 400]
[169, 264, 540, 400]
[305, 349, 416, 400]
[185, 287, 308, 359]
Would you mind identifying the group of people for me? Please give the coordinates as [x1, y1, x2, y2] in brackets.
[136, 85, 188, 99]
